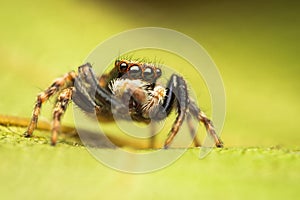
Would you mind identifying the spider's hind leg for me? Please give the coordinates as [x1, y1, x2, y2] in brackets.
[51, 87, 73, 145]
[189, 100, 223, 148]
[24, 71, 76, 138]
[186, 112, 201, 147]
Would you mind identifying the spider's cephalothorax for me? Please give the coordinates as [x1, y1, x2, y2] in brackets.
[24, 59, 223, 148]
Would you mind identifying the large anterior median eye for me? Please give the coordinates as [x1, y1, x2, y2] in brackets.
[119, 62, 128, 72]
[143, 67, 154, 81]
[129, 65, 142, 78]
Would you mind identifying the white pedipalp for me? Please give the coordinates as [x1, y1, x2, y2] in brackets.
[142, 85, 167, 114]
[109, 78, 167, 118]
[109, 78, 149, 97]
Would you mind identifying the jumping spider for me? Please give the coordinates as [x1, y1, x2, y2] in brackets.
[24, 60, 223, 148]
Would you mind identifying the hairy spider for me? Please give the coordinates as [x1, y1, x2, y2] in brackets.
[24, 60, 223, 148]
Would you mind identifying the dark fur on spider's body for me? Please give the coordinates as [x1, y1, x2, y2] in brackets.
[24, 60, 223, 148]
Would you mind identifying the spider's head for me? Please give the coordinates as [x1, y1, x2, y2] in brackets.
[114, 59, 162, 83]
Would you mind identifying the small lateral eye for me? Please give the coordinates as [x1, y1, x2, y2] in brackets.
[143, 67, 154, 81]
[129, 65, 142, 78]
[115, 60, 120, 66]
[119, 62, 128, 72]
[155, 68, 162, 78]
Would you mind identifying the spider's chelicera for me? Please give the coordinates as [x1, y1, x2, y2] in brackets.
[24, 59, 223, 148]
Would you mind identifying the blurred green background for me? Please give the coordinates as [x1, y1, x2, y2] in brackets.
[0, 0, 299, 199]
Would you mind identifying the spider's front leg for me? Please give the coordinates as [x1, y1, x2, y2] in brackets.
[73, 63, 129, 117]
[24, 71, 76, 138]
[154, 74, 189, 148]
[155, 74, 223, 148]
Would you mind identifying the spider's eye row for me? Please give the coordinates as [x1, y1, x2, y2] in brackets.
[143, 67, 154, 81]
[119, 62, 128, 72]
[129, 65, 142, 78]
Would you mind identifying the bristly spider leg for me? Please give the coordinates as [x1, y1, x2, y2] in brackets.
[74, 63, 128, 114]
[188, 100, 223, 147]
[153, 74, 189, 149]
[51, 87, 73, 145]
[186, 112, 201, 147]
[24, 71, 76, 138]
[24, 63, 130, 145]
[154, 74, 222, 148]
